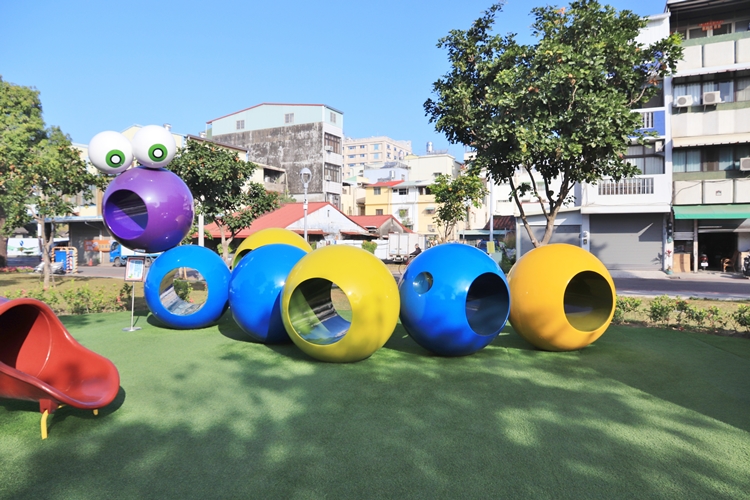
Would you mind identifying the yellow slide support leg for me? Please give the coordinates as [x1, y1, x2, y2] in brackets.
[40, 410, 49, 440]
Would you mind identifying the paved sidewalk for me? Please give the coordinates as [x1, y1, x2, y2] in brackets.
[609, 269, 749, 282]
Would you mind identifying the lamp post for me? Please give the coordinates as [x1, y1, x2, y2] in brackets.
[300, 167, 312, 242]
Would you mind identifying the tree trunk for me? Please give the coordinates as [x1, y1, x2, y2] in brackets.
[0, 211, 7, 268]
[219, 224, 229, 264]
[40, 219, 55, 290]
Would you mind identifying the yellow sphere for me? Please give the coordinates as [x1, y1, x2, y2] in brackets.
[232, 228, 312, 269]
[281, 245, 400, 362]
[508, 244, 615, 351]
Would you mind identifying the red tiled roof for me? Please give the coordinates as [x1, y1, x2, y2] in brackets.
[203, 202, 332, 239]
[368, 180, 404, 188]
[483, 215, 516, 231]
[349, 215, 412, 233]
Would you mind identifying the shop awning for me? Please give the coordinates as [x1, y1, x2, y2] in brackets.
[673, 204, 750, 220]
[672, 132, 750, 148]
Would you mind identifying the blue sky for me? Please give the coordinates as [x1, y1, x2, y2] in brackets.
[1, 0, 664, 161]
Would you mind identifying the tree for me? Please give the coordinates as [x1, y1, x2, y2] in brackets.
[0, 76, 46, 267]
[0, 77, 104, 286]
[425, 1, 683, 247]
[430, 172, 488, 243]
[168, 139, 280, 263]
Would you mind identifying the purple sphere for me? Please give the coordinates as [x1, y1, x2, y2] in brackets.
[102, 167, 194, 253]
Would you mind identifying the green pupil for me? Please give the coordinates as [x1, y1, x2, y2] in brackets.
[148, 144, 167, 162]
[106, 149, 125, 168]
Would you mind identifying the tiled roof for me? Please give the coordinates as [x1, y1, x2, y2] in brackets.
[482, 215, 516, 231]
[368, 180, 404, 188]
[203, 202, 332, 238]
[348, 215, 412, 233]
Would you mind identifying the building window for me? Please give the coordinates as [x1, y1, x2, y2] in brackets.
[285, 113, 294, 124]
[387, 144, 391, 150]
[330, 112, 336, 124]
[387, 153, 392, 159]
[324, 133, 341, 154]
[348, 145, 355, 150]
[348, 155, 355, 159]
[324, 163, 341, 183]
[375, 209, 384, 215]
[373, 153, 380, 160]
[673, 145, 750, 172]
[373, 144, 380, 151]
[624, 141, 664, 175]
[373, 187, 381, 195]
[642, 112, 654, 129]
[397, 188, 408, 195]
[326, 192, 340, 208]
[236, 120, 245, 130]
[360, 154, 365, 158]
[360, 145, 366, 149]
[428, 224, 435, 232]
[674, 76, 750, 105]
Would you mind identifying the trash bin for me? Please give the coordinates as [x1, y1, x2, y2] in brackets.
[54, 250, 69, 271]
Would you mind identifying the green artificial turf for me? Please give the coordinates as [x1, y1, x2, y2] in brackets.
[1, 312, 750, 499]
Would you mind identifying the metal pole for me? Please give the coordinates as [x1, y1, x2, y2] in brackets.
[303, 186, 308, 242]
[488, 173, 494, 245]
[123, 282, 142, 332]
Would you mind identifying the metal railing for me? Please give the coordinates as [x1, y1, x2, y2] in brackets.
[597, 177, 654, 195]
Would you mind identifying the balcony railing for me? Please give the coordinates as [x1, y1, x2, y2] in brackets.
[597, 177, 654, 196]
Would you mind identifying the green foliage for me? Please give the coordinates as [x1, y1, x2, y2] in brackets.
[499, 253, 515, 274]
[6, 282, 128, 315]
[172, 279, 191, 301]
[614, 296, 642, 324]
[168, 139, 280, 262]
[430, 172, 487, 242]
[0, 77, 105, 284]
[706, 306, 726, 331]
[732, 305, 750, 332]
[361, 241, 377, 254]
[425, 1, 683, 247]
[648, 295, 676, 326]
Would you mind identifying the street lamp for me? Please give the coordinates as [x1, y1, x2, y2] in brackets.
[300, 167, 312, 242]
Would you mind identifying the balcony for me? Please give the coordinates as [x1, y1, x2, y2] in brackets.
[597, 178, 654, 196]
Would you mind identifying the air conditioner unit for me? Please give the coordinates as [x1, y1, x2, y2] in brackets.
[674, 95, 693, 107]
[324, 146, 333, 152]
[740, 157, 750, 171]
[703, 91, 721, 105]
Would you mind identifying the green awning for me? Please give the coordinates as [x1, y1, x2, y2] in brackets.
[673, 204, 750, 220]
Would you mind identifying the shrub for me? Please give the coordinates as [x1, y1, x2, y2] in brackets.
[706, 306, 726, 331]
[173, 280, 191, 301]
[686, 306, 708, 328]
[732, 305, 750, 332]
[361, 241, 377, 254]
[648, 295, 676, 326]
[614, 297, 641, 324]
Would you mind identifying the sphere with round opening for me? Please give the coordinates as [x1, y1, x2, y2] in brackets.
[144, 245, 230, 329]
[229, 244, 307, 343]
[231, 228, 312, 269]
[281, 245, 399, 362]
[398, 243, 510, 356]
[101, 166, 194, 253]
[507, 243, 616, 351]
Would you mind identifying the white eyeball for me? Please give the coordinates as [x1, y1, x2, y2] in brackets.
[88, 131, 133, 175]
[132, 125, 176, 168]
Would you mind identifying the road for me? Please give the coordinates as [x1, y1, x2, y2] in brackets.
[614, 275, 750, 301]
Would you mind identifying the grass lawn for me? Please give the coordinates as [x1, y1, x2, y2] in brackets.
[1, 310, 750, 499]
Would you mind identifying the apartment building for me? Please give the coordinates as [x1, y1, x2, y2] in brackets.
[343, 136, 412, 178]
[666, 0, 750, 272]
[206, 103, 345, 209]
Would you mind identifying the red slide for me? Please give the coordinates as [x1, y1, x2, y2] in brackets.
[0, 297, 120, 439]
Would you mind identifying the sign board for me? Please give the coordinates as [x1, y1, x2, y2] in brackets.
[84, 239, 112, 252]
[124, 257, 146, 282]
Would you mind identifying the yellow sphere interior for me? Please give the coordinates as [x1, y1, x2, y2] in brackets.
[508, 244, 615, 351]
[232, 228, 312, 269]
[281, 245, 400, 362]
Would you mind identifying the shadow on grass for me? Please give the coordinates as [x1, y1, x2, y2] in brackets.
[4, 316, 749, 499]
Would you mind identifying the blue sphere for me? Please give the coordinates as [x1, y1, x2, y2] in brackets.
[228, 244, 307, 343]
[144, 246, 230, 329]
[399, 244, 511, 356]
